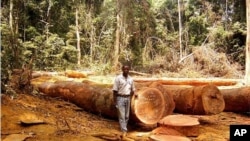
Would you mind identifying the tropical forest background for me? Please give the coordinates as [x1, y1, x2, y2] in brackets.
[1, 0, 247, 87]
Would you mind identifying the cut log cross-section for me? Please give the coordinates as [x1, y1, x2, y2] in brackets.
[165, 84, 225, 115]
[131, 87, 166, 125]
[38, 81, 168, 125]
[149, 82, 175, 116]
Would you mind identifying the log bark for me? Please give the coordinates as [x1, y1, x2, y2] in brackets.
[38, 81, 167, 125]
[38, 81, 116, 117]
[220, 87, 250, 112]
[164, 84, 225, 115]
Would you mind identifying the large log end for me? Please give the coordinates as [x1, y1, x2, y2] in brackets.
[199, 85, 225, 115]
[149, 82, 175, 116]
[131, 87, 165, 125]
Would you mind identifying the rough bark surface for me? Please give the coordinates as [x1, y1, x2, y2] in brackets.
[220, 87, 250, 112]
[38, 81, 167, 125]
[38, 81, 116, 118]
[165, 85, 225, 115]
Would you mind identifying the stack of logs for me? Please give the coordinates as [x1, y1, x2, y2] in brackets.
[37, 78, 250, 125]
[34, 71, 249, 141]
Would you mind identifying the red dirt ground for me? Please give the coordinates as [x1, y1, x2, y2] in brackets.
[1, 75, 250, 141]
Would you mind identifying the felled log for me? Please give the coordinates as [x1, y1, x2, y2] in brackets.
[134, 78, 240, 86]
[130, 87, 167, 125]
[38, 81, 116, 117]
[220, 87, 250, 112]
[149, 82, 175, 116]
[32, 71, 64, 78]
[65, 70, 88, 78]
[164, 84, 225, 115]
[38, 81, 167, 125]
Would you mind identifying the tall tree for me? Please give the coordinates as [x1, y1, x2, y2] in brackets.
[73, 0, 81, 65]
[246, 0, 250, 85]
[113, 0, 122, 71]
[178, 0, 183, 59]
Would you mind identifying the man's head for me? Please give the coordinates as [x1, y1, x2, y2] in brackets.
[122, 65, 130, 77]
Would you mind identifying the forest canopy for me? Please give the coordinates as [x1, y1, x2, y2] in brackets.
[1, 0, 247, 82]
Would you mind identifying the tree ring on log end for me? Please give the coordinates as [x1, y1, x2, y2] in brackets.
[198, 85, 225, 115]
[131, 87, 165, 125]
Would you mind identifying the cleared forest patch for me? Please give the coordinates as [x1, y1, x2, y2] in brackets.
[1, 73, 250, 141]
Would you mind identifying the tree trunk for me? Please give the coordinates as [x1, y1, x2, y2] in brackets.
[9, 0, 13, 34]
[246, 0, 250, 85]
[178, 0, 183, 59]
[220, 87, 250, 112]
[164, 85, 225, 115]
[75, 6, 81, 65]
[38, 81, 167, 125]
[113, 1, 121, 71]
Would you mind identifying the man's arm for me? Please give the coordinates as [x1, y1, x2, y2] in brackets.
[131, 80, 136, 97]
[130, 90, 134, 95]
[113, 90, 118, 105]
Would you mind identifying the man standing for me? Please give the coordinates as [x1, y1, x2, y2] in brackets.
[112, 64, 136, 137]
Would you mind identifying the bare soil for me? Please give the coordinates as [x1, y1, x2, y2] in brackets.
[1, 75, 250, 141]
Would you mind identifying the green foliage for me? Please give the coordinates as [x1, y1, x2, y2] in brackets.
[1, 0, 247, 79]
[209, 22, 246, 66]
[32, 34, 78, 70]
[24, 26, 40, 41]
[1, 22, 23, 85]
[186, 15, 209, 45]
